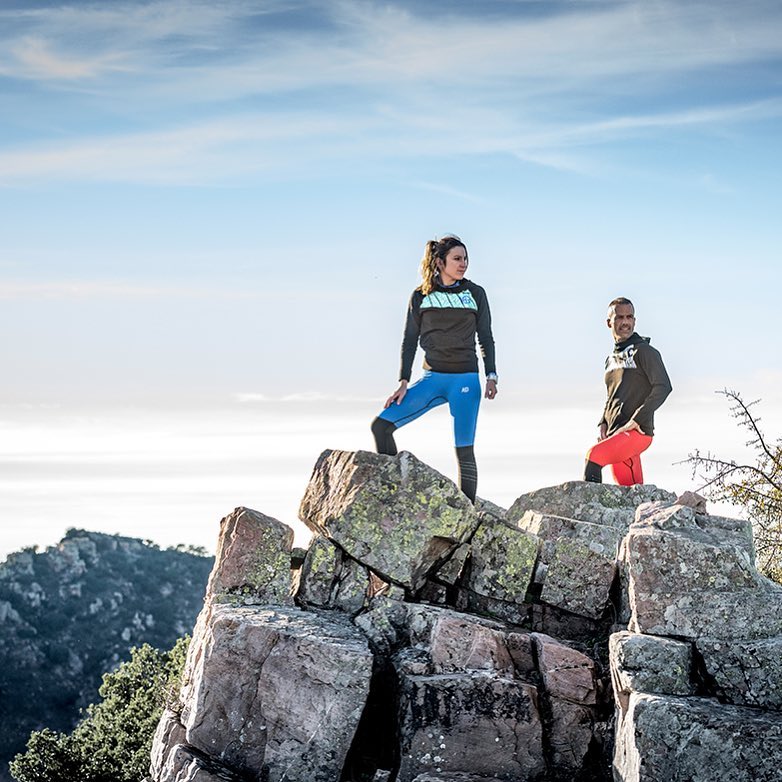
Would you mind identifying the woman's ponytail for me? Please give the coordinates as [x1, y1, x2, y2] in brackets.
[419, 240, 440, 295]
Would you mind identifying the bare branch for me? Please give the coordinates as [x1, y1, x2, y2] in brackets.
[721, 388, 778, 466]
[686, 390, 782, 583]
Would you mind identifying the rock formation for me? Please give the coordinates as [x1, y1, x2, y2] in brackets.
[150, 449, 782, 782]
[612, 501, 782, 781]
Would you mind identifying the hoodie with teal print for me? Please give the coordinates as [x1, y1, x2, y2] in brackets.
[399, 278, 496, 382]
[600, 332, 672, 436]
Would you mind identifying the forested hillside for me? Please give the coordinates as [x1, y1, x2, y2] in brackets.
[0, 530, 212, 779]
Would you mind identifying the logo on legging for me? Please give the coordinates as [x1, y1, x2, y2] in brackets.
[461, 386, 470, 393]
[606, 345, 637, 371]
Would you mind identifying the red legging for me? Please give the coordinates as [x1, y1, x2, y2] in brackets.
[586, 430, 653, 486]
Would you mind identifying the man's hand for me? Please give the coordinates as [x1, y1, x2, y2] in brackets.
[485, 379, 498, 400]
[384, 380, 409, 408]
[598, 423, 608, 441]
[616, 420, 643, 435]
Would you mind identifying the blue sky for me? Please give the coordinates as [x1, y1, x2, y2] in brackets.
[1, 0, 781, 558]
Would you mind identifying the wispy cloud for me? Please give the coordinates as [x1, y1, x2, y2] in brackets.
[0, 113, 365, 184]
[552, 99, 782, 144]
[3, 1, 781, 90]
[0, 0, 780, 183]
[2, 94, 778, 185]
[6, 35, 129, 80]
[409, 180, 484, 203]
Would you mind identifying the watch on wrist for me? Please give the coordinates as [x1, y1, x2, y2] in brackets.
[486, 372, 498, 384]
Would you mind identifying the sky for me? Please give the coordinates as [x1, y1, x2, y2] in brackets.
[1, 0, 781, 560]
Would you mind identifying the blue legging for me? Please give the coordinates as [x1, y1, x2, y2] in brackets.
[376, 370, 481, 447]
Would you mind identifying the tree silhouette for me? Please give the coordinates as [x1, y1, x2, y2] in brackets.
[686, 389, 782, 582]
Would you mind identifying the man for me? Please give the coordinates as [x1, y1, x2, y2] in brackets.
[584, 297, 672, 485]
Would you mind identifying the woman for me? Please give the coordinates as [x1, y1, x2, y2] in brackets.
[370, 235, 497, 502]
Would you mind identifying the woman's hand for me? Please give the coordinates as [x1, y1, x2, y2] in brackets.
[484, 379, 498, 400]
[384, 380, 409, 408]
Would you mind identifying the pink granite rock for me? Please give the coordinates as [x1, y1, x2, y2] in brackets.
[397, 672, 545, 782]
[171, 604, 372, 782]
[206, 507, 293, 605]
[532, 633, 597, 705]
[428, 613, 515, 675]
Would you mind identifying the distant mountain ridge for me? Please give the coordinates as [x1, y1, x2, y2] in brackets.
[0, 529, 213, 780]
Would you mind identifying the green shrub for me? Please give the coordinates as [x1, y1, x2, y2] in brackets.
[10, 637, 188, 782]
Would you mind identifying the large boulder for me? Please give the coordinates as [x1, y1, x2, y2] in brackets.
[428, 612, 516, 675]
[609, 631, 692, 712]
[206, 507, 293, 606]
[423, 509, 506, 607]
[299, 450, 479, 591]
[355, 599, 515, 672]
[634, 503, 756, 564]
[614, 692, 782, 781]
[156, 604, 373, 782]
[517, 512, 622, 619]
[530, 634, 602, 778]
[358, 602, 538, 780]
[506, 482, 676, 530]
[396, 672, 545, 782]
[294, 534, 339, 606]
[622, 503, 782, 640]
[461, 516, 538, 613]
[696, 636, 782, 709]
[532, 633, 598, 705]
[504, 483, 675, 633]
[295, 535, 378, 614]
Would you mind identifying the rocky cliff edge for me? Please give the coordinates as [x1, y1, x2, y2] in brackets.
[149, 449, 782, 782]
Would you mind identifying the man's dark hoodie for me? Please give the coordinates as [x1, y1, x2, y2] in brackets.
[599, 332, 672, 436]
